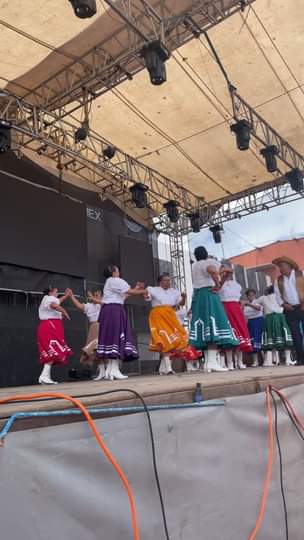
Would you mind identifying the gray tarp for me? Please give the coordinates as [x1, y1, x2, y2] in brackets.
[0, 385, 303, 539]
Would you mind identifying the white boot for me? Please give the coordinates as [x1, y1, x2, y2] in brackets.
[93, 363, 106, 381]
[285, 350, 296, 366]
[263, 351, 272, 367]
[236, 350, 246, 370]
[220, 354, 227, 369]
[185, 361, 197, 372]
[272, 350, 280, 366]
[109, 359, 128, 380]
[226, 350, 234, 371]
[252, 353, 259, 367]
[204, 349, 228, 373]
[159, 355, 174, 375]
[38, 363, 58, 385]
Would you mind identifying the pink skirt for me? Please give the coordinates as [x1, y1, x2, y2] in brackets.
[37, 319, 73, 365]
[223, 302, 253, 352]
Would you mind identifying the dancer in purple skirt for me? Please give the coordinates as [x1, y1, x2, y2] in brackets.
[94, 265, 148, 381]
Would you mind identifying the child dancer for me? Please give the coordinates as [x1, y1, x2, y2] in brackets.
[243, 289, 264, 367]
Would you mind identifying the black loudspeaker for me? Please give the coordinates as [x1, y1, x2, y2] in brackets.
[0, 121, 11, 153]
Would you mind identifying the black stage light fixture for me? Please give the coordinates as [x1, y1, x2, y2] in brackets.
[130, 183, 148, 208]
[210, 224, 223, 244]
[188, 211, 200, 233]
[0, 119, 11, 153]
[103, 145, 116, 159]
[230, 119, 251, 151]
[141, 40, 170, 85]
[286, 168, 304, 193]
[75, 124, 88, 143]
[260, 145, 278, 173]
[69, 0, 96, 18]
[164, 200, 179, 223]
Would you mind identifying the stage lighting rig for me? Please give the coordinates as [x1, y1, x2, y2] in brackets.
[230, 119, 251, 151]
[69, 0, 96, 18]
[103, 145, 116, 159]
[210, 224, 223, 244]
[164, 200, 179, 223]
[141, 40, 170, 85]
[130, 183, 148, 208]
[260, 145, 278, 173]
[74, 122, 88, 143]
[188, 211, 201, 233]
[286, 168, 304, 193]
[0, 119, 11, 153]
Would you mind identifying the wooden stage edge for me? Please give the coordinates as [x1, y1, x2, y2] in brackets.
[0, 366, 304, 425]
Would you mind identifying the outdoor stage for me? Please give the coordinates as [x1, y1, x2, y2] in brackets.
[1, 365, 304, 430]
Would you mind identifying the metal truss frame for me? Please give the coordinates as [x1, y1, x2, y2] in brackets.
[16, 0, 255, 114]
[0, 88, 204, 229]
[169, 230, 187, 292]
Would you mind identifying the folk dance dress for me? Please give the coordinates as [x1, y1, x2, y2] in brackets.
[80, 302, 101, 366]
[97, 277, 138, 361]
[37, 295, 72, 365]
[219, 280, 253, 353]
[147, 287, 188, 355]
[256, 293, 293, 351]
[244, 301, 264, 353]
[189, 259, 239, 350]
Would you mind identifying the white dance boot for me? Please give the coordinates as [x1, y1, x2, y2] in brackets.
[204, 349, 228, 373]
[236, 350, 246, 370]
[108, 359, 128, 380]
[285, 350, 296, 366]
[159, 355, 174, 375]
[38, 363, 58, 385]
[185, 361, 199, 372]
[252, 353, 259, 367]
[226, 350, 234, 371]
[263, 351, 273, 367]
[272, 350, 280, 366]
[93, 363, 106, 381]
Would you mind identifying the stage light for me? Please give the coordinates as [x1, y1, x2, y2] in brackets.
[164, 200, 179, 223]
[75, 124, 88, 143]
[103, 145, 116, 159]
[130, 183, 148, 208]
[0, 119, 11, 153]
[188, 211, 200, 233]
[286, 168, 304, 192]
[230, 119, 251, 151]
[210, 224, 223, 244]
[69, 0, 96, 18]
[141, 40, 170, 85]
[260, 145, 278, 173]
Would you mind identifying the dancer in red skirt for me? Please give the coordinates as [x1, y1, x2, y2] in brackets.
[219, 267, 252, 369]
[37, 286, 72, 384]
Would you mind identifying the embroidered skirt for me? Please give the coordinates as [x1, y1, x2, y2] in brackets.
[37, 319, 73, 365]
[247, 317, 264, 352]
[97, 304, 138, 361]
[149, 305, 188, 354]
[262, 313, 293, 350]
[222, 301, 253, 353]
[80, 322, 99, 366]
[189, 287, 239, 350]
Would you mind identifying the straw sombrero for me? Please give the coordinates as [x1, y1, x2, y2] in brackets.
[272, 256, 299, 271]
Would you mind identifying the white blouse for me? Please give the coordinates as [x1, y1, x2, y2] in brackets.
[146, 286, 181, 308]
[256, 293, 283, 315]
[244, 299, 263, 320]
[192, 259, 220, 289]
[39, 295, 62, 320]
[219, 280, 242, 302]
[102, 277, 130, 305]
[84, 302, 101, 322]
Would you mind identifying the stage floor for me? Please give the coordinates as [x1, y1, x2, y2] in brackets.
[0, 365, 304, 423]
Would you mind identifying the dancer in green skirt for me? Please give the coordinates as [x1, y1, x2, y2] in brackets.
[189, 246, 239, 372]
[255, 286, 294, 366]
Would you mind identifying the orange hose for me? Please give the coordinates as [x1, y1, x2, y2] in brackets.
[0, 392, 140, 540]
[272, 386, 304, 432]
[248, 385, 274, 540]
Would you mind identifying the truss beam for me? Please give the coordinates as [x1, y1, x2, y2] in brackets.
[15, 0, 255, 112]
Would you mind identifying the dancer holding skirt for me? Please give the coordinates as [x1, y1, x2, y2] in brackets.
[146, 273, 188, 375]
[37, 286, 72, 384]
[95, 265, 147, 381]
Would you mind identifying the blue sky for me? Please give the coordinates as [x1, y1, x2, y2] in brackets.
[189, 198, 304, 260]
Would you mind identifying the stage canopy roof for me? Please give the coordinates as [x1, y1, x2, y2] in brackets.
[0, 0, 303, 217]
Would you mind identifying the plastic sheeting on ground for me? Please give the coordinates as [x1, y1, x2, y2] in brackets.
[0, 384, 303, 539]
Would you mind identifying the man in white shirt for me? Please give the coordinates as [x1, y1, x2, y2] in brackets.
[273, 256, 304, 365]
